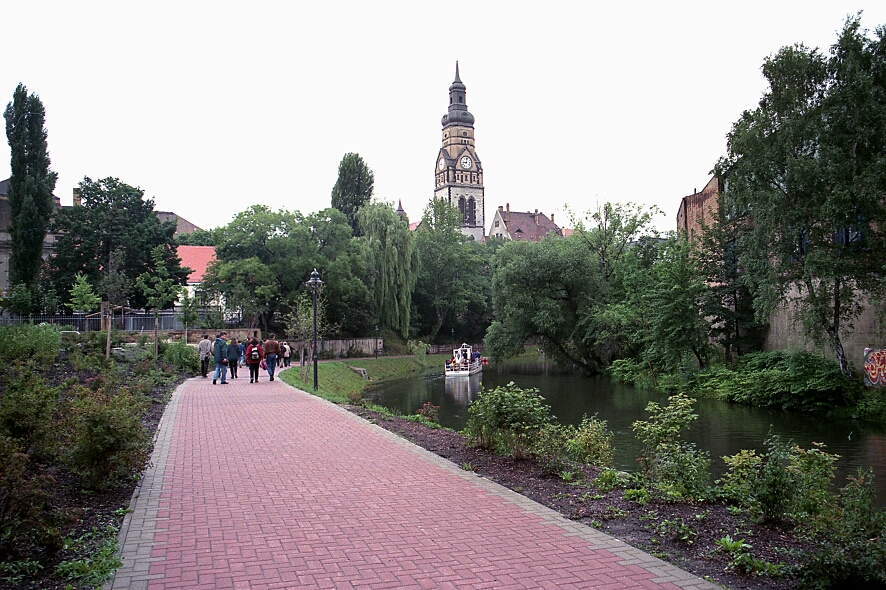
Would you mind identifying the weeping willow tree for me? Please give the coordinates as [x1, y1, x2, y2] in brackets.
[358, 202, 419, 338]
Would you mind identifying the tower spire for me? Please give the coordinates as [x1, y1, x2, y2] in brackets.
[443, 61, 473, 127]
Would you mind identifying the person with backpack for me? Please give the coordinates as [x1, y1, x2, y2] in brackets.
[245, 337, 264, 383]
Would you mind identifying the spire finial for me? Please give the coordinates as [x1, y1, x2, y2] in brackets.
[454, 61, 461, 83]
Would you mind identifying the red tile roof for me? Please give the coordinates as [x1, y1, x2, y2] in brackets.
[178, 245, 216, 283]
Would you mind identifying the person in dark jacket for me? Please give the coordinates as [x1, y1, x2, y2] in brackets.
[245, 337, 264, 383]
[226, 337, 241, 379]
[263, 333, 280, 381]
[212, 331, 229, 385]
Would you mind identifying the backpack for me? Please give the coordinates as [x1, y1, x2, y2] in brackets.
[249, 346, 261, 361]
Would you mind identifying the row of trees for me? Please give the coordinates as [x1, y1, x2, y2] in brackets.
[5, 17, 883, 380]
[487, 16, 886, 383]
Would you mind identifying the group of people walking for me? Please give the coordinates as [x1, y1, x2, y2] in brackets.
[197, 333, 294, 384]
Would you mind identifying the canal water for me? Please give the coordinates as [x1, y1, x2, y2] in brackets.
[366, 357, 886, 507]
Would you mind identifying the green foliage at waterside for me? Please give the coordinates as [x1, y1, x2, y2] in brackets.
[714, 16, 886, 379]
[632, 393, 711, 500]
[464, 382, 553, 459]
[611, 350, 865, 416]
[277, 354, 449, 405]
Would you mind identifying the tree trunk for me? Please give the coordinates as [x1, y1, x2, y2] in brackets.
[153, 310, 159, 359]
[105, 302, 112, 359]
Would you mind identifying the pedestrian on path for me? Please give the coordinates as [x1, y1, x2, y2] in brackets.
[263, 333, 280, 381]
[226, 337, 240, 379]
[212, 331, 229, 385]
[197, 334, 212, 378]
[282, 341, 291, 367]
[245, 337, 264, 383]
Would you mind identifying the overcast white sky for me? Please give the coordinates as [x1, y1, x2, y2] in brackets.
[3, 1, 885, 233]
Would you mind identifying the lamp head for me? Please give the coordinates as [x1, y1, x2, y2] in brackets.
[307, 268, 323, 288]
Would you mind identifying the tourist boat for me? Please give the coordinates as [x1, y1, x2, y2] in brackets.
[445, 343, 486, 377]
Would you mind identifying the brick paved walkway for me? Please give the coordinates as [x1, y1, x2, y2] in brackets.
[107, 370, 719, 590]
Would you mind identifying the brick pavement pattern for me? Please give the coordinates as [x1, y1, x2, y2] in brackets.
[109, 371, 720, 590]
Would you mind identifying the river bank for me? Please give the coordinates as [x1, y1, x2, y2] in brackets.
[278, 355, 885, 589]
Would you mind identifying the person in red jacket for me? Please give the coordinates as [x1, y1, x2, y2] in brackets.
[245, 337, 264, 383]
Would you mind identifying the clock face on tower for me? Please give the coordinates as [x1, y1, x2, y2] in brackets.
[438, 158, 445, 170]
[460, 156, 472, 169]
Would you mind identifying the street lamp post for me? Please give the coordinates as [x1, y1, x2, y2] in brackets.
[375, 325, 379, 359]
[307, 268, 323, 392]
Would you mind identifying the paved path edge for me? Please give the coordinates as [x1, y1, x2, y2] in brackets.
[106, 375, 720, 590]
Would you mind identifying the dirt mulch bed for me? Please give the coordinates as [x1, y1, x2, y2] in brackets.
[350, 406, 811, 590]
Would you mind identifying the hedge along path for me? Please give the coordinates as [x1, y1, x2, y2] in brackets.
[108, 369, 719, 590]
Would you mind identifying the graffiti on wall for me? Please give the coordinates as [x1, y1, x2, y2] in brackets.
[864, 348, 886, 387]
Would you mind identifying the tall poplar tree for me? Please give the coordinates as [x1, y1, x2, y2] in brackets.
[331, 152, 374, 236]
[4, 84, 57, 290]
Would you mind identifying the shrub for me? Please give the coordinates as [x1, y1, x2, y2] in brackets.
[797, 469, 886, 589]
[0, 436, 61, 555]
[632, 393, 710, 499]
[0, 367, 58, 454]
[416, 402, 439, 424]
[694, 351, 861, 413]
[464, 382, 552, 459]
[534, 424, 573, 475]
[565, 414, 614, 467]
[718, 449, 762, 509]
[0, 324, 61, 366]
[757, 434, 796, 523]
[163, 339, 199, 374]
[789, 442, 839, 520]
[63, 387, 150, 489]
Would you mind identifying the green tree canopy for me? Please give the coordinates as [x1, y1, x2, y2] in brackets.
[412, 199, 489, 341]
[4, 83, 57, 289]
[203, 205, 370, 335]
[714, 15, 886, 377]
[46, 177, 187, 309]
[486, 202, 662, 374]
[331, 152, 374, 236]
[358, 202, 419, 338]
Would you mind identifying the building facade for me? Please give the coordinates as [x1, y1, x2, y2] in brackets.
[488, 203, 562, 241]
[434, 63, 485, 241]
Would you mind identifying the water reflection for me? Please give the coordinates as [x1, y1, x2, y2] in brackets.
[444, 373, 482, 405]
[366, 357, 886, 507]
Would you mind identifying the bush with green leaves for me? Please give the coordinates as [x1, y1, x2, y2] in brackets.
[632, 393, 710, 500]
[163, 339, 199, 374]
[0, 324, 61, 366]
[797, 469, 886, 589]
[694, 351, 861, 413]
[0, 367, 58, 459]
[63, 386, 150, 489]
[756, 434, 796, 523]
[464, 382, 553, 459]
[717, 449, 762, 509]
[0, 436, 61, 556]
[565, 414, 614, 467]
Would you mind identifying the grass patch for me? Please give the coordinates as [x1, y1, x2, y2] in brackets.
[278, 354, 450, 404]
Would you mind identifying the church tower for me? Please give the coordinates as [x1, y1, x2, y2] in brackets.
[434, 62, 485, 241]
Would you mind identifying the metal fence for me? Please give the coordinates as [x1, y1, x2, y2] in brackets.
[0, 311, 190, 333]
